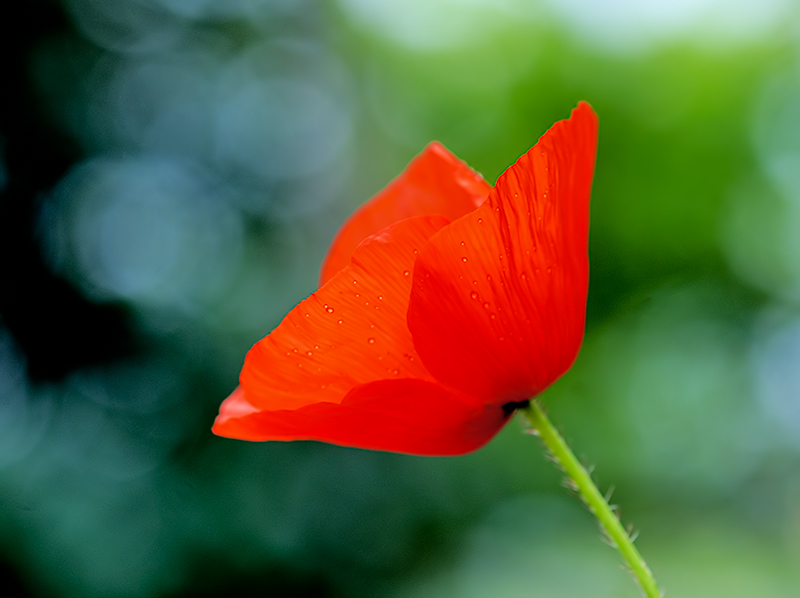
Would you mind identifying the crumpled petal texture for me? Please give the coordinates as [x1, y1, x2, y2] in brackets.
[214, 214, 502, 454]
[407, 102, 598, 404]
[214, 103, 598, 456]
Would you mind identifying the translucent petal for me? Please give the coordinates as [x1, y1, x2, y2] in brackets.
[320, 142, 490, 284]
[236, 215, 448, 412]
[407, 103, 598, 403]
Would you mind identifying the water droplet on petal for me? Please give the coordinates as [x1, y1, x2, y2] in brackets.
[486, 274, 492, 282]
[462, 257, 468, 262]
[378, 295, 383, 300]
[368, 338, 375, 344]
[483, 302, 490, 309]
[403, 270, 410, 276]
[477, 218, 482, 224]
[470, 291, 479, 300]
[306, 351, 313, 356]
[337, 319, 343, 324]
[392, 369, 399, 375]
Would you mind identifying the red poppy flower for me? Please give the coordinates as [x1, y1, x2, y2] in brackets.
[213, 102, 598, 456]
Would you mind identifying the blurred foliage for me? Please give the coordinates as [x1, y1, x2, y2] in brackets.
[2, 1, 800, 597]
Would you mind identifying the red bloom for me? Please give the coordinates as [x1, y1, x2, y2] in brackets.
[213, 102, 598, 456]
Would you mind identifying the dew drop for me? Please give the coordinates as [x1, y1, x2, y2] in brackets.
[355, 293, 360, 298]
[353, 280, 358, 285]
[462, 257, 468, 262]
[520, 273, 527, 281]
[378, 295, 383, 300]
[403, 270, 410, 276]
[392, 369, 399, 375]
[413, 249, 418, 254]
[292, 348, 298, 353]
[314, 345, 320, 350]
[368, 338, 375, 344]
[483, 302, 490, 309]
[326, 307, 334, 313]
[477, 218, 482, 224]
[486, 274, 492, 282]
[490, 313, 496, 320]
[305, 313, 310, 318]
[306, 351, 313, 356]
[337, 319, 343, 324]
[470, 291, 479, 300]
[321, 384, 326, 389]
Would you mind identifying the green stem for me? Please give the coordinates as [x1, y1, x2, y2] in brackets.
[521, 400, 662, 598]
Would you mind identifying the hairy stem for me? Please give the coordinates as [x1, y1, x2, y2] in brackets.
[521, 400, 662, 597]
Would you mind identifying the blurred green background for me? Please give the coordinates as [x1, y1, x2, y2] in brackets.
[2, 0, 800, 596]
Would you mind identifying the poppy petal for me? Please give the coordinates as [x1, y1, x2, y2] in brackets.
[235, 214, 450, 415]
[213, 378, 507, 456]
[215, 386, 259, 426]
[407, 102, 598, 403]
[320, 142, 491, 284]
